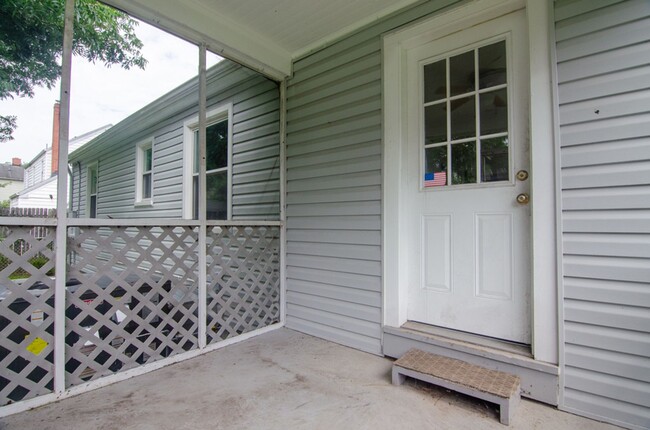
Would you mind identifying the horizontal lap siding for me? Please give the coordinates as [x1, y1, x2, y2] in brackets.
[285, 0, 459, 355]
[555, 1, 650, 428]
[72, 63, 280, 220]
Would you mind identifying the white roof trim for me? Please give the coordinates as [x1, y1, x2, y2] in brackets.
[102, 0, 292, 80]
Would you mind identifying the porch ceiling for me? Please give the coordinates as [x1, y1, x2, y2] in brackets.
[101, 0, 421, 79]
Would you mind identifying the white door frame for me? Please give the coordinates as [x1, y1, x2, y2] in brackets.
[382, 0, 558, 363]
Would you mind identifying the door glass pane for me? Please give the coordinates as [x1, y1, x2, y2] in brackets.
[424, 60, 446, 103]
[450, 51, 474, 96]
[479, 41, 506, 89]
[206, 171, 227, 220]
[481, 137, 509, 182]
[450, 96, 475, 140]
[425, 103, 447, 144]
[451, 142, 476, 185]
[424, 146, 448, 187]
[480, 88, 508, 135]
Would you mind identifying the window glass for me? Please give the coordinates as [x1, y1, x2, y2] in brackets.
[422, 39, 509, 187]
[481, 137, 509, 182]
[424, 60, 446, 103]
[193, 118, 228, 220]
[424, 103, 447, 144]
[89, 168, 97, 195]
[450, 96, 475, 141]
[451, 142, 477, 185]
[480, 88, 508, 135]
[142, 172, 152, 199]
[449, 51, 475, 96]
[479, 41, 506, 89]
[88, 165, 98, 218]
[194, 120, 228, 174]
[144, 147, 152, 171]
[424, 146, 447, 187]
[140, 144, 152, 201]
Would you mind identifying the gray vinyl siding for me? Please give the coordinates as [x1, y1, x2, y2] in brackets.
[285, 0, 461, 355]
[71, 61, 280, 220]
[555, 1, 650, 428]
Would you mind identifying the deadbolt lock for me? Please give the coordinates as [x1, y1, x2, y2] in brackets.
[516, 170, 529, 181]
[516, 193, 530, 205]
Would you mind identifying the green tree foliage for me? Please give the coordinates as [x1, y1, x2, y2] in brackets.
[0, 116, 17, 141]
[0, 0, 147, 140]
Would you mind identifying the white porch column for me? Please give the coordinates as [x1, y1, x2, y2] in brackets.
[54, 0, 75, 394]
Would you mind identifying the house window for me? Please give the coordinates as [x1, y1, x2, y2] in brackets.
[135, 139, 153, 205]
[183, 105, 231, 220]
[422, 40, 510, 188]
[87, 163, 98, 218]
[193, 119, 228, 220]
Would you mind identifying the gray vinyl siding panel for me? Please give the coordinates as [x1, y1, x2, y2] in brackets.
[70, 62, 280, 220]
[285, 0, 461, 355]
[555, 0, 650, 428]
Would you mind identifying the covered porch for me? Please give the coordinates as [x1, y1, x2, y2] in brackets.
[0, 328, 617, 429]
[1, 0, 648, 428]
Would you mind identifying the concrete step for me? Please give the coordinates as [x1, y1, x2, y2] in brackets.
[392, 348, 521, 425]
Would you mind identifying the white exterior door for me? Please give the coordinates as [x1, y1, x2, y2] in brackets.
[405, 10, 531, 343]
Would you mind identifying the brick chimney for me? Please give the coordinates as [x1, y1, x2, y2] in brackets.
[51, 101, 60, 174]
[11, 157, 21, 166]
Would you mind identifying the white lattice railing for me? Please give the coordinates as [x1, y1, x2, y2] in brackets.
[0, 225, 56, 405]
[0, 220, 281, 406]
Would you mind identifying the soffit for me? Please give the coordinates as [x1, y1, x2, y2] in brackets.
[192, 0, 420, 56]
[102, 0, 421, 79]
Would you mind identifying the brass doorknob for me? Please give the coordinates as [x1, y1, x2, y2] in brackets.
[516, 170, 529, 181]
[516, 193, 529, 205]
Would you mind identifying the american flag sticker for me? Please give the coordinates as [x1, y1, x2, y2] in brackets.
[424, 171, 447, 187]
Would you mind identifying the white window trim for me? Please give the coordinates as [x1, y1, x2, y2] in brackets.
[182, 103, 233, 220]
[135, 138, 154, 207]
[86, 161, 98, 218]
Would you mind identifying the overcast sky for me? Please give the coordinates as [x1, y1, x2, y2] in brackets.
[0, 19, 221, 164]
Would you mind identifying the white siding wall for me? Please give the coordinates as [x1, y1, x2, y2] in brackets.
[285, 0, 460, 355]
[24, 153, 48, 188]
[0, 180, 24, 202]
[71, 63, 280, 220]
[10, 177, 57, 209]
[555, 1, 650, 428]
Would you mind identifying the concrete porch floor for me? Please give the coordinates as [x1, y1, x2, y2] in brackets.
[1, 328, 619, 430]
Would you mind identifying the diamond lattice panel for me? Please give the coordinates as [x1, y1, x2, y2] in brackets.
[65, 226, 199, 387]
[0, 226, 55, 405]
[206, 226, 280, 344]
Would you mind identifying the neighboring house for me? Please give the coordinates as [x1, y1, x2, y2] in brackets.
[69, 60, 280, 220]
[2, 0, 648, 429]
[10, 102, 111, 209]
[0, 159, 24, 203]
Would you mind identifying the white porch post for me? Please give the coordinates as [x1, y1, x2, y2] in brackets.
[197, 44, 208, 349]
[54, 0, 75, 394]
[279, 80, 287, 324]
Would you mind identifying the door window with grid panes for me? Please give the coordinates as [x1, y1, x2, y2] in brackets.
[422, 40, 510, 188]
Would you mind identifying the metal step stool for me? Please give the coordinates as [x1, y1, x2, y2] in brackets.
[392, 349, 521, 425]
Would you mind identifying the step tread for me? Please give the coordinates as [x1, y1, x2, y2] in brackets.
[394, 348, 520, 399]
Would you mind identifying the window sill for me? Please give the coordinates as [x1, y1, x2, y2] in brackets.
[134, 200, 153, 208]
